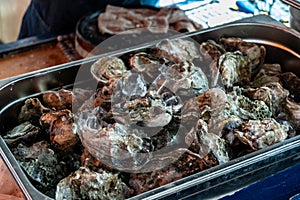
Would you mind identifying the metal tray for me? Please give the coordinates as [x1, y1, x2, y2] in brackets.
[0, 20, 300, 200]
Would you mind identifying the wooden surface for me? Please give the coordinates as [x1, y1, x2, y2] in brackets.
[0, 157, 24, 199]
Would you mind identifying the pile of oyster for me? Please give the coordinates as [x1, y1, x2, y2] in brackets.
[3, 37, 300, 199]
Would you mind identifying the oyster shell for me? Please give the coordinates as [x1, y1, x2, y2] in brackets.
[226, 87, 272, 120]
[244, 82, 289, 116]
[284, 98, 300, 131]
[233, 118, 289, 151]
[91, 56, 130, 83]
[162, 61, 209, 95]
[219, 37, 266, 71]
[278, 72, 300, 102]
[40, 109, 78, 151]
[218, 51, 251, 88]
[3, 121, 42, 147]
[152, 38, 199, 63]
[192, 119, 230, 164]
[43, 88, 93, 111]
[129, 149, 218, 195]
[129, 52, 161, 75]
[56, 167, 132, 200]
[199, 39, 226, 60]
[18, 98, 50, 125]
[12, 141, 69, 197]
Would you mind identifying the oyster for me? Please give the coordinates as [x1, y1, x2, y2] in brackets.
[244, 82, 289, 116]
[161, 61, 209, 95]
[56, 167, 132, 200]
[251, 63, 281, 87]
[194, 88, 239, 136]
[199, 39, 226, 87]
[77, 109, 152, 171]
[232, 118, 289, 151]
[91, 56, 130, 83]
[18, 98, 50, 125]
[40, 109, 78, 151]
[218, 51, 251, 88]
[12, 141, 69, 197]
[129, 150, 218, 195]
[284, 98, 300, 131]
[199, 39, 226, 60]
[254, 63, 281, 79]
[278, 72, 300, 102]
[219, 37, 266, 71]
[192, 119, 230, 164]
[226, 87, 272, 120]
[3, 121, 42, 147]
[152, 38, 199, 63]
[43, 88, 93, 111]
[129, 52, 161, 75]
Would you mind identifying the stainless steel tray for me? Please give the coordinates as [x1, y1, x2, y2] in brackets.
[0, 19, 300, 200]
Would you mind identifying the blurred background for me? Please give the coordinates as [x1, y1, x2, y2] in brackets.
[0, 0, 30, 43]
[0, 0, 293, 43]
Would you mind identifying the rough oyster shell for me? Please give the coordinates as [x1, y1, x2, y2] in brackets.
[40, 109, 78, 151]
[284, 98, 300, 131]
[3, 121, 42, 147]
[226, 87, 272, 120]
[91, 56, 130, 83]
[56, 167, 132, 200]
[43, 88, 93, 111]
[244, 82, 289, 116]
[12, 141, 69, 197]
[233, 118, 289, 151]
[129, 52, 161, 75]
[152, 38, 199, 63]
[18, 98, 50, 125]
[219, 37, 266, 71]
[278, 72, 300, 103]
[218, 51, 251, 88]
